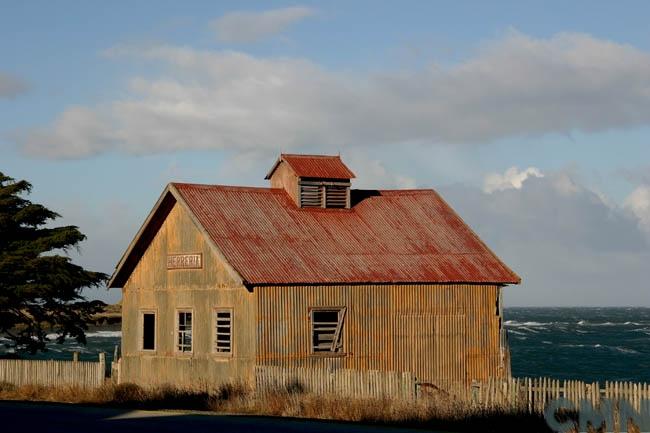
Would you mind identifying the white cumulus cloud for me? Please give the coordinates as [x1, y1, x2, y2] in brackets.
[16, 31, 650, 159]
[211, 6, 315, 43]
[443, 172, 650, 306]
[483, 166, 544, 193]
[624, 185, 650, 236]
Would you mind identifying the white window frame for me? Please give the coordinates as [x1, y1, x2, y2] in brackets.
[176, 309, 193, 354]
[213, 308, 233, 356]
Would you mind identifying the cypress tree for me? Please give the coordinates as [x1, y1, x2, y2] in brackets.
[0, 172, 107, 354]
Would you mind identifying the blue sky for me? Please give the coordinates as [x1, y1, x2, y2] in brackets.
[2, 1, 650, 306]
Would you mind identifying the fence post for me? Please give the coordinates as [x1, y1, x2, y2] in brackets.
[72, 352, 79, 362]
[98, 352, 106, 384]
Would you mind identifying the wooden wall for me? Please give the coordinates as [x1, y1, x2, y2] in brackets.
[0, 356, 105, 388]
[268, 160, 299, 204]
[119, 199, 509, 389]
[121, 202, 256, 388]
[256, 284, 506, 387]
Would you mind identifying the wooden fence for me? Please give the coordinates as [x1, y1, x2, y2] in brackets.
[440, 377, 650, 413]
[254, 365, 650, 411]
[0, 353, 105, 389]
[255, 365, 418, 400]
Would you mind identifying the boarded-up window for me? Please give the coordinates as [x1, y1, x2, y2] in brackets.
[311, 307, 346, 353]
[325, 185, 347, 208]
[214, 309, 232, 354]
[300, 183, 323, 207]
[142, 312, 156, 351]
[177, 311, 192, 352]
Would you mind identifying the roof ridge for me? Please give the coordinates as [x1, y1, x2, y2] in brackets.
[281, 153, 341, 159]
[374, 188, 435, 194]
[171, 182, 281, 193]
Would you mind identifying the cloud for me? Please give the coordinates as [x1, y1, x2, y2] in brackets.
[17, 106, 115, 158]
[211, 6, 315, 43]
[624, 185, 650, 236]
[17, 31, 650, 159]
[483, 166, 543, 193]
[0, 71, 29, 99]
[442, 172, 650, 306]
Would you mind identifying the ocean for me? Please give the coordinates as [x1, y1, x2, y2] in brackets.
[2, 307, 649, 383]
[506, 307, 650, 382]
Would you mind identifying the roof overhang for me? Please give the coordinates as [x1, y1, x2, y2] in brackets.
[107, 184, 244, 288]
[264, 153, 356, 180]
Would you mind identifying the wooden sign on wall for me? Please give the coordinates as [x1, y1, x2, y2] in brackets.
[167, 253, 202, 270]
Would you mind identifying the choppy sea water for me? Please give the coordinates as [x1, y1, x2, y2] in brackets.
[1, 308, 649, 382]
[506, 307, 650, 382]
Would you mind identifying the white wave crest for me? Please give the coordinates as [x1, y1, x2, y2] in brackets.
[86, 331, 122, 338]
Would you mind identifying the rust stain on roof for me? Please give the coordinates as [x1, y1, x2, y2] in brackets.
[172, 183, 520, 285]
[265, 154, 356, 180]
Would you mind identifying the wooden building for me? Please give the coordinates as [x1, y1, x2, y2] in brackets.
[108, 154, 520, 389]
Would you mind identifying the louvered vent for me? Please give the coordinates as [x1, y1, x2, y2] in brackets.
[325, 185, 348, 208]
[300, 183, 323, 207]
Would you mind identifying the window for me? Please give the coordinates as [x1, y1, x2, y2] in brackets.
[311, 307, 346, 353]
[325, 185, 348, 208]
[299, 181, 350, 208]
[177, 310, 193, 353]
[141, 311, 156, 351]
[214, 309, 232, 355]
[300, 183, 323, 207]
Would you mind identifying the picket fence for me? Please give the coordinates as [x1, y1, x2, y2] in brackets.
[255, 365, 418, 400]
[442, 377, 650, 413]
[0, 353, 105, 389]
[256, 365, 650, 414]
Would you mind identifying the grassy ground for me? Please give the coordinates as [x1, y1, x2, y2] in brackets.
[0, 381, 553, 432]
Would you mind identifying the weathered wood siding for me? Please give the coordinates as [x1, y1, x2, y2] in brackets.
[269, 160, 299, 204]
[0, 356, 105, 388]
[256, 284, 505, 387]
[121, 202, 255, 388]
[256, 365, 418, 400]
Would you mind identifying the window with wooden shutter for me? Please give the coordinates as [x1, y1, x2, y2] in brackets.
[214, 309, 232, 355]
[299, 180, 350, 208]
[325, 185, 348, 208]
[300, 183, 323, 207]
[311, 307, 346, 353]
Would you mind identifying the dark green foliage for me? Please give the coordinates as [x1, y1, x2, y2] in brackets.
[0, 172, 108, 353]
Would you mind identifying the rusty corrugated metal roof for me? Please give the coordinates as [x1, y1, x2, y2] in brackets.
[172, 183, 520, 285]
[265, 154, 356, 180]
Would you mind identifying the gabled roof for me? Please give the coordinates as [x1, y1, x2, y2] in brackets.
[107, 185, 244, 289]
[108, 183, 518, 287]
[265, 154, 356, 180]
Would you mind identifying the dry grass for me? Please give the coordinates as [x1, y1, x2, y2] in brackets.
[0, 381, 551, 432]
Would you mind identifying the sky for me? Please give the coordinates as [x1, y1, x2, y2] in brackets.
[1, 1, 650, 306]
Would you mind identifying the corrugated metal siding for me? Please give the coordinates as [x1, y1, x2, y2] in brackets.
[256, 365, 417, 400]
[173, 184, 520, 285]
[121, 203, 257, 388]
[256, 284, 506, 386]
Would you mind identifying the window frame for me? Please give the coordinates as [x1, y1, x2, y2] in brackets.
[175, 308, 194, 354]
[298, 180, 351, 209]
[309, 306, 347, 356]
[213, 307, 234, 357]
[139, 309, 157, 352]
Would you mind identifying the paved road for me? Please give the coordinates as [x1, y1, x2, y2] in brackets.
[0, 401, 434, 433]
